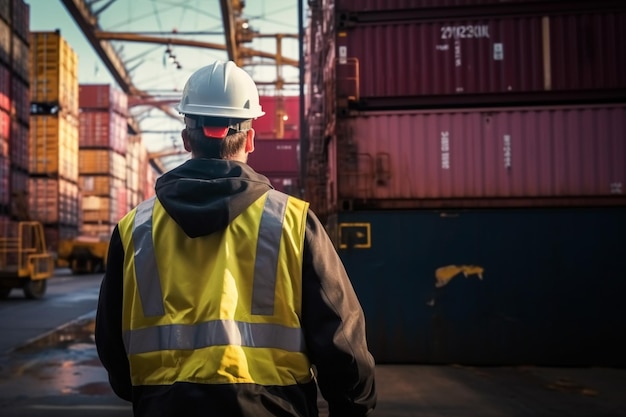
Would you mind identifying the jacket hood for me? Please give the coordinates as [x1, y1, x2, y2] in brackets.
[154, 158, 273, 238]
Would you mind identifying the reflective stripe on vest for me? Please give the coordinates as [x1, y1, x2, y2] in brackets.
[124, 190, 298, 355]
[132, 195, 165, 317]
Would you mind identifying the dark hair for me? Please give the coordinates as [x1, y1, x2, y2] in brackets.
[185, 128, 247, 159]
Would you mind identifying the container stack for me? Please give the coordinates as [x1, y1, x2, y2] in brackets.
[78, 84, 129, 238]
[29, 30, 80, 250]
[305, 0, 626, 366]
[0, 0, 29, 230]
[247, 138, 300, 196]
[244, 95, 302, 196]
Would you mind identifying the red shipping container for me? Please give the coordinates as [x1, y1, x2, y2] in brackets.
[326, 104, 626, 208]
[0, 65, 9, 112]
[335, 11, 626, 101]
[335, 0, 562, 11]
[79, 84, 128, 116]
[79, 111, 128, 154]
[255, 96, 300, 139]
[247, 138, 300, 174]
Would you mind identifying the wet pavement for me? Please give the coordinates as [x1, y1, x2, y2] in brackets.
[0, 312, 625, 416]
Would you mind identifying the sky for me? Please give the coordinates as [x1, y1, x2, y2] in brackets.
[27, 0, 303, 170]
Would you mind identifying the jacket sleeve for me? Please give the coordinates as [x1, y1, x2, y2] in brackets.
[95, 226, 132, 401]
[301, 210, 377, 417]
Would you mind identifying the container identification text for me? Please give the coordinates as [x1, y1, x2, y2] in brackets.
[441, 25, 490, 40]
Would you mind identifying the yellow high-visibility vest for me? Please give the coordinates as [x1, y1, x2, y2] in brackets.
[117, 190, 313, 386]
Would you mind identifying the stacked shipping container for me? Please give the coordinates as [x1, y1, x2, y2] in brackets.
[245, 95, 302, 197]
[78, 84, 129, 238]
[305, 0, 626, 366]
[29, 30, 80, 251]
[0, 0, 30, 232]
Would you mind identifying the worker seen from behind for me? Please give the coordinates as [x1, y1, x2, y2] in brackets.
[95, 60, 377, 417]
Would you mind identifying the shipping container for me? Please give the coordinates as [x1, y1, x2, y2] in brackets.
[0, 65, 9, 111]
[265, 175, 301, 197]
[78, 149, 127, 180]
[79, 110, 128, 154]
[330, 206, 626, 366]
[10, 0, 29, 42]
[319, 104, 626, 212]
[0, 154, 7, 206]
[28, 177, 79, 225]
[30, 31, 79, 115]
[333, 9, 626, 107]
[11, 75, 29, 122]
[335, 0, 570, 12]
[79, 84, 128, 116]
[0, 18, 9, 64]
[247, 138, 300, 173]
[255, 96, 300, 139]
[9, 118, 27, 171]
[29, 113, 79, 181]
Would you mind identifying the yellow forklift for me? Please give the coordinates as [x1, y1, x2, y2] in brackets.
[57, 236, 109, 274]
[0, 221, 55, 299]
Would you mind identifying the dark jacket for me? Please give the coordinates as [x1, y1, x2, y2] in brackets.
[95, 158, 377, 417]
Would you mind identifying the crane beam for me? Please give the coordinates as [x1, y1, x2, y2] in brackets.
[60, 0, 139, 95]
[94, 31, 300, 67]
[220, 0, 240, 64]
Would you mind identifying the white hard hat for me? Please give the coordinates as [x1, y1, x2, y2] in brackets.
[176, 60, 265, 120]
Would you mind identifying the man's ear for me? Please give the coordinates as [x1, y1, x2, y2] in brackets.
[182, 128, 192, 152]
[245, 128, 255, 153]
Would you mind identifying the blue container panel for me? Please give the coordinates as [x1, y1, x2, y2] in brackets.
[335, 207, 626, 366]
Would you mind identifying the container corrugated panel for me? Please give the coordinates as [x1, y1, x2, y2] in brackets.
[11, 77, 28, 123]
[335, 0, 558, 11]
[266, 175, 301, 197]
[0, 64, 9, 111]
[0, 107, 8, 140]
[79, 84, 128, 116]
[329, 104, 626, 208]
[79, 110, 128, 154]
[29, 114, 79, 181]
[247, 138, 300, 174]
[30, 31, 79, 114]
[0, 132, 6, 156]
[9, 119, 27, 170]
[0, 19, 9, 64]
[79, 174, 125, 197]
[335, 11, 626, 101]
[0, 1, 10, 24]
[78, 149, 127, 180]
[11, 32, 27, 81]
[333, 207, 626, 366]
[0, 154, 8, 206]
[11, 0, 29, 42]
[81, 222, 114, 239]
[28, 177, 79, 225]
[255, 96, 300, 140]
[81, 195, 118, 223]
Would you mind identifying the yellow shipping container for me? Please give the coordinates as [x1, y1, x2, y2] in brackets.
[30, 31, 79, 115]
[80, 174, 124, 196]
[79, 149, 126, 180]
[29, 113, 79, 181]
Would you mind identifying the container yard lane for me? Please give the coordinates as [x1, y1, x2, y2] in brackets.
[0, 268, 132, 416]
[1, 268, 625, 417]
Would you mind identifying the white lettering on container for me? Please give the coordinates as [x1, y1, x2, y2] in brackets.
[435, 44, 449, 51]
[503, 134, 512, 169]
[440, 25, 490, 40]
[610, 182, 623, 194]
[454, 40, 462, 67]
[493, 43, 504, 60]
[338, 45, 347, 64]
[441, 131, 450, 170]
